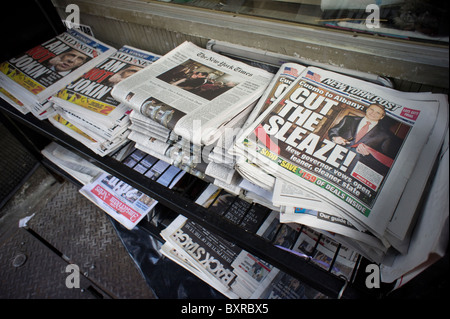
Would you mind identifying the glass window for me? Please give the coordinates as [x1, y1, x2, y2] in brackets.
[163, 0, 449, 45]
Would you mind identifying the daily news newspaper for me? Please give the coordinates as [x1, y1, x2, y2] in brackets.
[234, 66, 442, 239]
[0, 29, 115, 118]
[111, 41, 274, 146]
[50, 45, 161, 130]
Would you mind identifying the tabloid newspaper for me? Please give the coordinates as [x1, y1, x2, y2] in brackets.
[80, 159, 185, 230]
[0, 29, 115, 118]
[45, 46, 161, 157]
[160, 214, 330, 299]
[160, 215, 242, 299]
[233, 65, 447, 246]
[160, 184, 352, 299]
[50, 45, 161, 130]
[110, 41, 274, 146]
[47, 112, 130, 157]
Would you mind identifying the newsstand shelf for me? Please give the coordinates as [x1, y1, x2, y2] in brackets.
[0, 99, 381, 299]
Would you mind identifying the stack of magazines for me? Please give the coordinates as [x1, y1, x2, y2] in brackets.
[231, 62, 449, 273]
[110, 41, 274, 193]
[0, 29, 115, 119]
[48, 46, 161, 156]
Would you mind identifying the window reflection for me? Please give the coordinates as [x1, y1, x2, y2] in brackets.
[164, 0, 449, 44]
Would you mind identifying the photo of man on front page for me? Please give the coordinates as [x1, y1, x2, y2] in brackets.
[245, 71, 409, 210]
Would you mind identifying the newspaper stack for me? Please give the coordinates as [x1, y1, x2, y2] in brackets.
[0, 29, 115, 119]
[110, 41, 274, 193]
[159, 183, 361, 299]
[48, 46, 161, 157]
[232, 63, 449, 266]
[161, 214, 329, 299]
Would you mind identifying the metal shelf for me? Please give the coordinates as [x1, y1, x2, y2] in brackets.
[0, 99, 379, 299]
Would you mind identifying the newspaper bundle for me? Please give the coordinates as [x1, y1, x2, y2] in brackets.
[47, 46, 161, 156]
[0, 29, 115, 119]
[232, 64, 448, 268]
[158, 183, 362, 299]
[160, 215, 331, 299]
[108, 41, 274, 192]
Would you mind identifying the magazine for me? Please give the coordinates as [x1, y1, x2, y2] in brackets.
[0, 29, 115, 118]
[111, 41, 274, 146]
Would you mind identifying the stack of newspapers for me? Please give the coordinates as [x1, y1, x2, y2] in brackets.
[231, 62, 449, 271]
[159, 183, 362, 299]
[160, 215, 330, 299]
[0, 29, 115, 119]
[48, 46, 161, 156]
[110, 41, 274, 193]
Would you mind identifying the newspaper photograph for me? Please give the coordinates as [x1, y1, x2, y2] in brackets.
[111, 41, 274, 145]
[234, 66, 439, 236]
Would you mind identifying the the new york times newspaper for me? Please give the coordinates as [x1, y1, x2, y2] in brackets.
[111, 41, 274, 146]
[0, 29, 115, 117]
[235, 66, 440, 238]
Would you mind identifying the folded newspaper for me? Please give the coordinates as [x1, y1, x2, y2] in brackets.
[0, 29, 115, 119]
[106, 41, 273, 191]
[111, 41, 274, 146]
[232, 64, 448, 261]
[80, 160, 185, 230]
[46, 45, 161, 157]
[160, 215, 330, 299]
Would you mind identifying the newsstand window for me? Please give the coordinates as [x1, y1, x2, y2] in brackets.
[164, 0, 448, 45]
